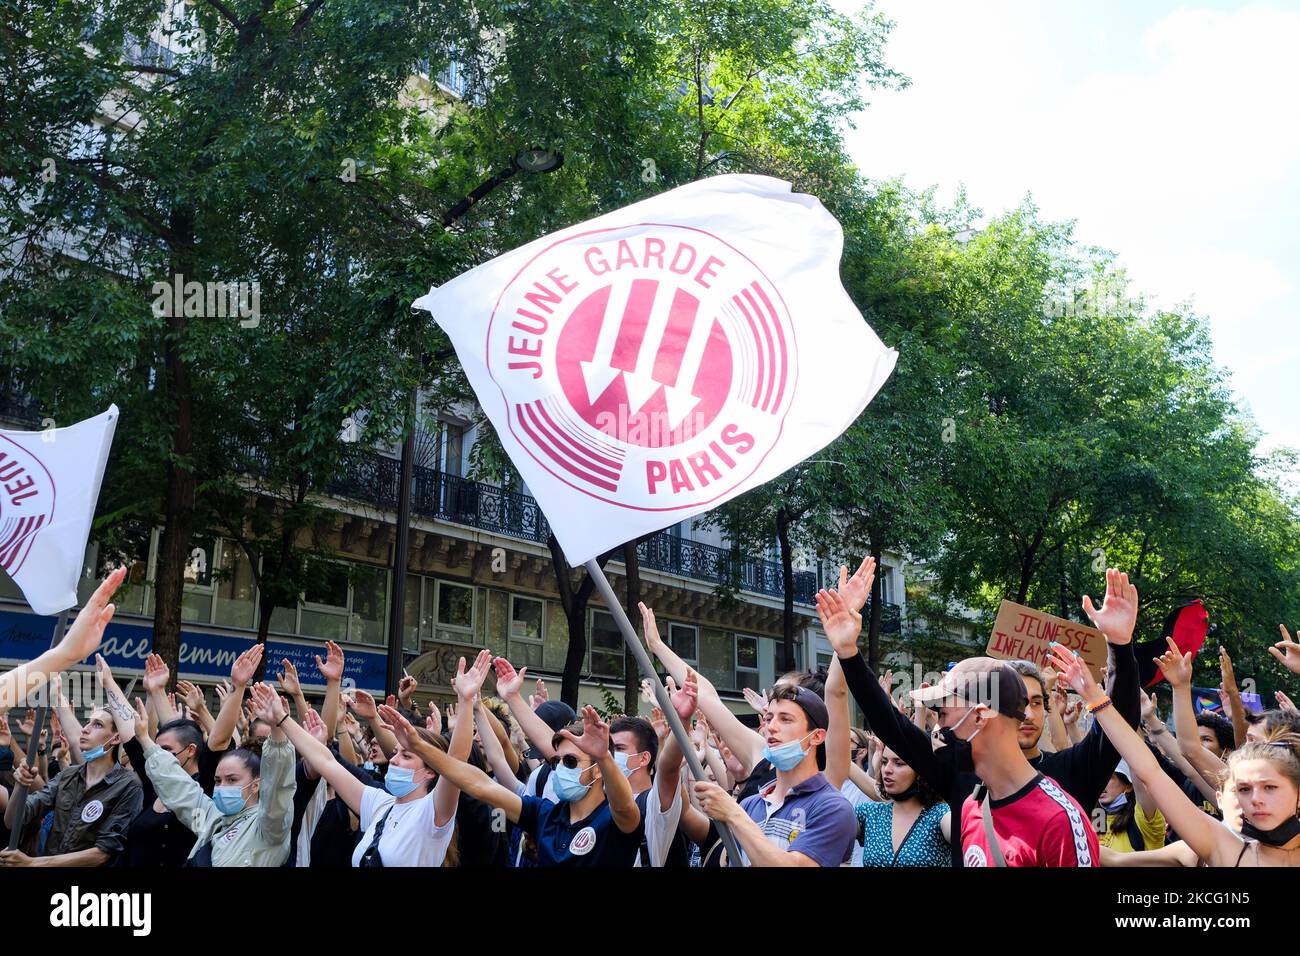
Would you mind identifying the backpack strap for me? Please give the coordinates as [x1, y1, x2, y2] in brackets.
[975, 784, 1007, 867]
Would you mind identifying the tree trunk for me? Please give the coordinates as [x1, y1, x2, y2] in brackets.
[548, 535, 614, 709]
[152, 218, 195, 690]
[561, 605, 587, 710]
[867, 542, 883, 671]
[776, 507, 795, 672]
[622, 542, 642, 714]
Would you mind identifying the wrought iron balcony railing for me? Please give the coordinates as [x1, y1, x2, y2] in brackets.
[306, 447, 833, 605]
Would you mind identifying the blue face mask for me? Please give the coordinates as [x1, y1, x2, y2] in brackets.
[384, 765, 421, 798]
[553, 763, 594, 801]
[362, 761, 377, 772]
[212, 785, 249, 816]
[81, 744, 108, 762]
[1101, 792, 1129, 813]
[613, 751, 641, 778]
[763, 732, 815, 772]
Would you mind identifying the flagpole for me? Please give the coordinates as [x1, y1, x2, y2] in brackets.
[583, 559, 745, 867]
[5, 608, 71, 852]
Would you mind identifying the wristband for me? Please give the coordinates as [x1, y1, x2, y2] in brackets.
[276, 713, 290, 727]
[1087, 696, 1113, 715]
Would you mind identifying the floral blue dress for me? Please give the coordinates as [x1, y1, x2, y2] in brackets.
[856, 801, 952, 867]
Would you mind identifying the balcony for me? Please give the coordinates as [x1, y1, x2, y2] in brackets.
[297, 446, 827, 605]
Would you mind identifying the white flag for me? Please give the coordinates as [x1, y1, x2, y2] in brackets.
[0, 406, 118, 615]
[414, 175, 897, 565]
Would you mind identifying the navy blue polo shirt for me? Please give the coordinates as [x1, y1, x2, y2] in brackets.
[516, 794, 642, 867]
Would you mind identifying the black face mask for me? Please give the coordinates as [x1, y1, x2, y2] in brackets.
[930, 726, 976, 775]
[1241, 808, 1300, 847]
[885, 781, 923, 802]
[929, 708, 979, 776]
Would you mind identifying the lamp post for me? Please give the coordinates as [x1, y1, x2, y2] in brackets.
[384, 150, 563, 698]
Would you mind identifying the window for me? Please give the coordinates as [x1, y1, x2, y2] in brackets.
[180, 537, 217, 624]
[435, 580, 476, 644]
[589, 610, 624, 679]
[877, 565, 893, 604]
[349, 564, 388, 646]
[300, 561, 350, 641]
[509, 595, 544, 669]
[214, 543, 256, 629]
[402, 575, 423, 651]
[669, 623, 698, 665]
[440, 422, 465, 477]
[735, 635, 760, 692]
[699, 628, 733, 690]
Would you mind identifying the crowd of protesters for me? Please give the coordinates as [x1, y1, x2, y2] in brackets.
[1, 560, 1299, 868]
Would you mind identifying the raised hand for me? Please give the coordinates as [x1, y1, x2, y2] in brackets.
[1048, 642, 1103, 703]
[492, 657, 527, 699]
[316, 640, 345, 683]
[277, 659, 301, 696]
[560, 705, 609, 761]
[452, 649, 493, 702]
[17, 709, 34, 736]
[1062, 698, 1084, 726]
[1155, 636, 1193, 687]
[55, 567, 127, 665]
[815, 587, 862, 657]
[742, 686, 768, 714]
[177, 679, 205, 713]
[1081, 568, 1138, 645]
[1051, 680, 1069, 714]
[377, 704, 417, 753]
[351, 689, 379, 721]
[1139, 689, 1156, 725]
[640, 679, 656, 707]
[1269, 625, 1300, 676]
[249, 681, 286, 724]
[231, 643, 263, 686]
[529, 677, 549, 709]
[398, 675, 418, 703]
[638, 602, 664, 652]
[425, 697, 441, 736]
[649, 706, 669, 745]
[1276, 690, 1298, 715]
[669, 670, 698, 723]
[143, 652, 170, 693]
[1218, 646, 1238, 693]
[838, 556, 877, 614]
[132, 697, 149, 743]
[719, 741, 746, 778]
[302, 706, 329, 746]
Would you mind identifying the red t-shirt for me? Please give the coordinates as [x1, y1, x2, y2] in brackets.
[959, 772, 1098, 867]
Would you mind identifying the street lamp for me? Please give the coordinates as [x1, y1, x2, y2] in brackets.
[385, 149, 564, 697]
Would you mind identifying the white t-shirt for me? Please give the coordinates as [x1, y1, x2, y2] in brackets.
[514, 763, 559, 802]
[634, 781, 684, 868]
[350, 787, 456, 868]
[840, 778, 870, 866]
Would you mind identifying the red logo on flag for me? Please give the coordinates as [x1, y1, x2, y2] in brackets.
[0, 436, 56, 576]
[486, 223, 796, 511]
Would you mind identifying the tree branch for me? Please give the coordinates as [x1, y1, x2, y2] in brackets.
[290, 0, 326, 38]
[199, 0, 243, 32]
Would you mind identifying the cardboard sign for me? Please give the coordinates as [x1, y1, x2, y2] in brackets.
[986, 600, 1108, 682]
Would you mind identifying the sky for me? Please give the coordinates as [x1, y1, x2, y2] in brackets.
[835, 0, 1299, 470]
